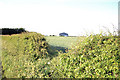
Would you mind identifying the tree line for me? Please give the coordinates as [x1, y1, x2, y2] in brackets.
[0, 28, 26, 35]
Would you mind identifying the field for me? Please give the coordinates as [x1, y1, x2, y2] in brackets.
[45, 36, 85, 48]
[45, 36, 85, 57]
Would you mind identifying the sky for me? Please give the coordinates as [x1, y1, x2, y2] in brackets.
[0, 0, 119, 36]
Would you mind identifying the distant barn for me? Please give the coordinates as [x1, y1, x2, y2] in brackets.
[59, 32, 68, 37]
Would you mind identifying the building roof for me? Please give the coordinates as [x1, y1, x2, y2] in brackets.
[59, 32, 68, 36]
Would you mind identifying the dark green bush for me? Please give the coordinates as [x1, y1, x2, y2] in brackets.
[49, 33, 120, 78]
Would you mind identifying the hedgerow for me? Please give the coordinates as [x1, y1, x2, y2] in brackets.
[2, 32, 49, 78]
[49, 33, 120, 78]
[2, 32, 120, 78]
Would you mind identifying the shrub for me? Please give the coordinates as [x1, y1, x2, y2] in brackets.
[2, 32, 49, 78]
[49, 33, 120, 78]
[2, 31, 120, 78]
[19, 32, 48, 57]
[2, 52, 51, 78]
[2, 32, 48, 57]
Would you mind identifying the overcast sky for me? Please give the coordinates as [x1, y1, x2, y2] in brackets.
[0, 0, 119, 36]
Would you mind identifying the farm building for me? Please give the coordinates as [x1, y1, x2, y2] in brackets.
[59, 32, 68, 37]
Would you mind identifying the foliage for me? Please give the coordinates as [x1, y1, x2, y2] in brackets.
[2, 32, 48, 57]
[2, 32, 49, 78]
[1, 32, 120, 78]
[49, 33, 120, 78]
[2, 52, 51, 78]
[1, 28, 26, 35]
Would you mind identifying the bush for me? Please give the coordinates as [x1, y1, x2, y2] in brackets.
[19, 32, 48, 57]
[2, 52, 51, 78]
[2, 31, 120, 78]
[2, 32, 49, 78]
[2, 32, 48, 57]
[49, 33, 120, 78]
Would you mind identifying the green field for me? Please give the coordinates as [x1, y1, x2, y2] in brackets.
[45, 36, 85, 48]
[45, 36, 85, 54]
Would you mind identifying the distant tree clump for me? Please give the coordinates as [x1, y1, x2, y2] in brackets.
[0, 28, 26, 35]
